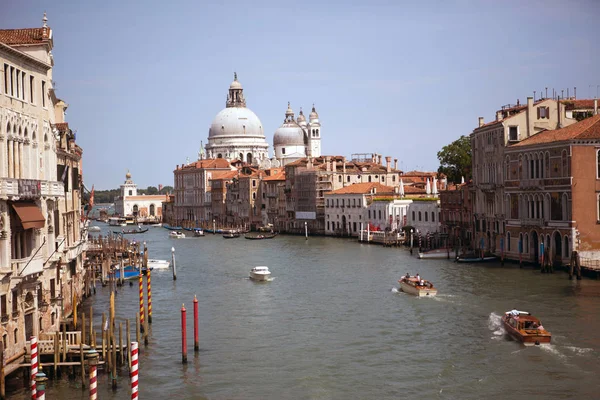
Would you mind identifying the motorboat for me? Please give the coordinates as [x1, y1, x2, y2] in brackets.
[418, 248, 451, 259]
[193, 228, 205, 237]
[114, 265, 141, 280]
[223, 231, 240, 239]
[88, 226, 101, 232]
[398, 275, 437, 297]
[108, 217, 127, 227]
[502, 310, 551, 346]
[169, 231, 186, 239]
[250, 266, 271, 281]
[146, 259, 170, 269]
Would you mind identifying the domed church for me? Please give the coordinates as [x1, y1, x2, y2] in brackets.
[273, 102, 321, 166]
[205, 73, 269, 164]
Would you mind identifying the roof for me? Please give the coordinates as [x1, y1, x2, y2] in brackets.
[511, 114, 600, 147]
[0, 28, 50, 45]
[286, 156, 401, 174]
[561, 99, 598, 111]
[177, 158, 232, 171]
[209, 170, 238, 180]
[328, 182, 395, 195]
[262, 170, 286, 181]
[124, 195, 167, 201]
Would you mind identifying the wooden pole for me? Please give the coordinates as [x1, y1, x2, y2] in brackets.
[53, 332, 59, 379]
[89, 306, 94, 349]
[101, 313, 106, 363]
[82, 313, 86, 347]
[62, 321, 67, 361]
[119, 322, 123, 366]
[193, 295, 199, 352]
[0, 343, 4, 400]
[111, 330, 117, 390]
[80, 342, 85, 388]
[126, 319, 131, 370]
[135, 313, 141, 349]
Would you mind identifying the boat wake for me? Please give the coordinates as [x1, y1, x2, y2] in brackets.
[488, 312, 505, 338]
[391, 287, 400, 293]
[564, 346, 594, 356]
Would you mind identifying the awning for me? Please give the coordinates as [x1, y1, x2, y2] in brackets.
[11, 202, 46, 230]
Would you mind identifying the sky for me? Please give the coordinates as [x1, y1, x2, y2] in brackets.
[2, 0, 599, 189]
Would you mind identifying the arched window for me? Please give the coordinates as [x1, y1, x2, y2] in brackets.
[368, 176, 372, 183]
[347, 176, 350, 182]
[425, 212, 428, 222]
[338, 176, 342, 183]
[431, 212, 435, 222]
[525, 233, 529, 253]
[149, 204, 155, 216]
[412, 211, 415, 221]
[247, 153, 252, 164]
[418, 211, 422, 221]
[217, 153, 222, 158]
[132, 204, 139, 215]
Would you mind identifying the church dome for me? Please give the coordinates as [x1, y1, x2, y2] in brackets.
[274, 103, 305, 146]
[309, 105, 319, 121]
[209, 107, 264, 138]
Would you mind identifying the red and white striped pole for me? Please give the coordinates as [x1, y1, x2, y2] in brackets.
[88, 350, 99, 400]
[30, 336, 37, 400]
[130, 341, 139, 400]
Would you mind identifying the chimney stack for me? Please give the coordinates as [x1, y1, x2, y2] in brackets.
[325, 156, 331, 172]
[496, 110, 503, 122]
[342, 157, 347, 173]
[332, 159, 337, 172]
[371, 154, 376, 163]
[595, 98, 598, 115]
[385, 156, 391, 172]
[394, 158, 398, 170]
[378, 155, 382, 165]
[478, 117, 485, 127]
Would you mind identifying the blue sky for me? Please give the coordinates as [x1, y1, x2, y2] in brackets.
[2, 0, 599, 189]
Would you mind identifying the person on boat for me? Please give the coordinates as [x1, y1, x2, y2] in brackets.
[416, 273, 421, 281]
[405, 272, 410, 279]
[419, 279, 424, 286]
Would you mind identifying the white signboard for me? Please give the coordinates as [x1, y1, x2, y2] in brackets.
[295, 211, 316, 220]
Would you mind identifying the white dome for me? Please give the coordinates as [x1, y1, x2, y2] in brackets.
[209, 107, 264, 139]
[274, 124, 306, 146]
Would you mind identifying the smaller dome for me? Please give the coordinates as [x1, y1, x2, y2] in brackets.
[125, 171, 132, 180]
[274, 125, 305, 146]
[297, 108, 306, 125]
[309, 104, 319, 121]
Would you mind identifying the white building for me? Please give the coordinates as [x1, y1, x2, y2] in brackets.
[205, 73, 269, 164]
[407, 199, 441, 235]
[273, 102, 321, 166]
[114, 171, 165, 221]
[367, 198, 412, 232]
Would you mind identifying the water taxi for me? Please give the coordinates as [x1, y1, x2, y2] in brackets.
[250, 266, 271, 281]
[223, 231, 240, 239]
[169, 231, 186, 239]
[398, 275, 437, 297]
[108, 217, 127, 227]
[502, 310, 551, 346]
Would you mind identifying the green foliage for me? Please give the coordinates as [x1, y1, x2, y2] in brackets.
[437, 135, 472, 184]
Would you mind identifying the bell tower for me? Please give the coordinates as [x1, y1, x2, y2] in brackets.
[307, 104, 321, 157]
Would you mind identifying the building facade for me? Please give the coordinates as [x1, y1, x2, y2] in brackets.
[273, 103, 321, 166]
[114, 171, 165, 222]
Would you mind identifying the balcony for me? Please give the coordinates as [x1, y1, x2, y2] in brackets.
[520, 218, 547, 227]
[13, 254, 44, 277]
[0, 178, 64, 199]
[479, 183, 496, 193]
[519, 179, 543, 190]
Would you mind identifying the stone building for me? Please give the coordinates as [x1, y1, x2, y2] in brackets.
[114, 171, 166, 222]
[0, 15, 86, 374]
[504, 112, 600, 266]
[256, 168, 286, 229]
[205, 74, 269, 164]
[439, 182, 474, 250]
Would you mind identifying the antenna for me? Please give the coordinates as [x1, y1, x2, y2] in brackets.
[574, 87, 577, 99]
[545, 87, 548, 99]
[567, 88, 569, 99]
[533, 91, 536, 101]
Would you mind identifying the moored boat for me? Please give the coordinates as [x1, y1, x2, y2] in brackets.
[163, 224, 183, 231]
[88, 226, 101, 232]
[418, 248, 451, 259]
[456, 255, 498, 263]
[223, 231, 240, 239]
[250, 266, 271, 281]
[108, 217, 127, 227]
[169, 231, 186, 239]
[147, 259, 170, 269]
[114, 265, 142, 280]
[502, 310, 551, 346]
[398, 275, 437, 297]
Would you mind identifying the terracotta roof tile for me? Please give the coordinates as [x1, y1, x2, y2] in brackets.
[328, 182, 395, 195]
[0, 28, 50, 45]
[561, 99, 598, 111]
[209, 170, 238, 180]
[179, 158, 232, 170]
[262, 170, 286, 181]
[511, 114, 600, 147]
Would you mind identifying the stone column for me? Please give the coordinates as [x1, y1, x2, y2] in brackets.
[18, 141, 23, 178]
[7, 139, 12, 178]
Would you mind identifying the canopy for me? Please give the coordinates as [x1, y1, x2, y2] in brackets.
[11, 202, 45, 230]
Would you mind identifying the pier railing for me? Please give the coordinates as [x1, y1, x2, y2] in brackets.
[579, 257, 600, 270]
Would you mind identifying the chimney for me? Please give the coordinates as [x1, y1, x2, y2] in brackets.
[394, 158, 398, 170]
[371, 154, 376, 163]
[526, 96, 534, 137]
[595, 99, 598, 116]
[342, 157, 346, 173]
[558, 101, 565, 128]
[307, 157, 313, 169]
[385, 156, 391, 172]
[478, 117, 484, 127]
[332, 159, 337, 172]
[325, 156, 331, 172]
[378, 155, 382, 165]
[496, 110, 503, 122]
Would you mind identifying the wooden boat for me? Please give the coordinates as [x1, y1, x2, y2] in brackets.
[223, 231, 240, 239]
[169, 231, 186, 239]
[418, 248, 451, 259]
[456, 255, 498, 263]
[502, 310, 551, 346]
[245, 233, 277, 240]
[398, 275, 437, 297]
[114, 227, 148, 235]
[163, 224, 183, 231]
[193, 228, 205, 237]
[250, 266, 271, 281]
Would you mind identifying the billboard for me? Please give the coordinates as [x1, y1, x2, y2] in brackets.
[295, 211, 316, 220]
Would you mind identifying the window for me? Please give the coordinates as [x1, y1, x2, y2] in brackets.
[338, 176, 342, 183]
[378, 210, 381, 219]
[347, 176, 350, 182]
[41, 81, 46, 107]
[0, 295, 6, 319]
[252, 192, 256, 200]
[282, 148, 286, 155]
[412, 211, 415, 220]
[418, 211, 422, 221]
[12, 290, 17, 313]
[29, 76, 34, 103]
[3, 64, 8, 94]
[129, 190, 133, 196]
[50, 279, 55, 298]
[431, 212, 435, 222]
[509, 126, 518, 141]
[538, 107, 549, 119]
[327, 221, 330, 231]
[425, 212, 428, 222]
[252, 180, 256, 187]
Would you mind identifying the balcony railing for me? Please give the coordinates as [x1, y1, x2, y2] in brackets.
[0, 178, 64, 198]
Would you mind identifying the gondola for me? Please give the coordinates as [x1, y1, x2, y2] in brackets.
[114, 228, 148, 235]
[162, 224, 183, 230]
[245, 233, 277, 240]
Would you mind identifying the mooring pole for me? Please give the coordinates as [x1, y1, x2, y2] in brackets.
[304, 221, 308, 240]
[88, 350, 99, 400]
[193, 295, 199, 352]
[30, 336, 37, 400]
[139, 270, 145, 333]
[130, 342, 139, 400]
[171, 247, 177, 281]
[34, 370, 47, 400]
[181, 304, 187, 364]
[147, 268, 152, 324]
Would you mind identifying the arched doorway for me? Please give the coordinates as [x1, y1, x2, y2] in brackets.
[531, 231, 539, 264]
[149, 204, 155, 216]
[553, 231, 562, 266]
[132, 204, 139, 216]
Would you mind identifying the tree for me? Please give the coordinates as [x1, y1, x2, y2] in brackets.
[437, 135, 472, 184]
[145, 186, 159, 195]
[159, 186, 174, 194]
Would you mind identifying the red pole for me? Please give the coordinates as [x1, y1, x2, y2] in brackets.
[193, 295, 199, 352]
[30, 336, 37, 400]
[181, 304, 187, 364]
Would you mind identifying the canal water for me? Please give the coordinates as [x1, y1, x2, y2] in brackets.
[8, 225, 600, 399]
